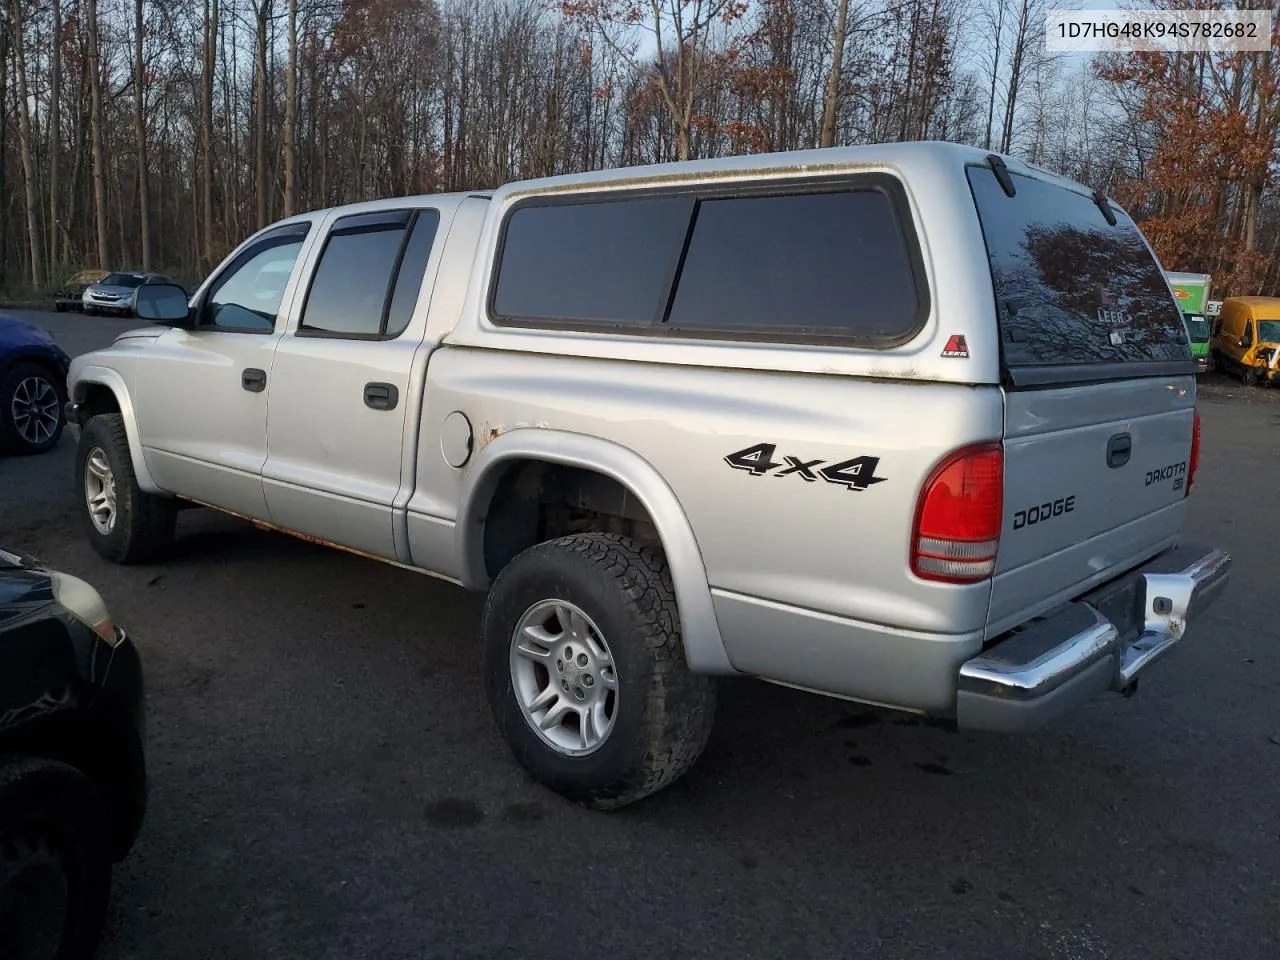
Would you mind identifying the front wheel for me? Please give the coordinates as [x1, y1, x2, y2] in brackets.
[0, 362, 65, 456]
[1243, 365, 1260, 387]
[483, 534, 717, 810]
[0, 757, 112, 960]
[75, 414, 177, 564]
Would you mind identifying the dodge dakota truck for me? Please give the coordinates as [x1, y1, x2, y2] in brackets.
[66, 142, 1231, 809]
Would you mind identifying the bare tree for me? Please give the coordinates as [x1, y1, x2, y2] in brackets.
[282, 0, 297, 217]
[253, 0, 273, 229]
[820, 0, 850, 147]
[998, 0, 1043, 154]
[86, 0, 110, 268]
[11, 0, 45, 287]
[49, 0, 62, 270]
[563, 0, 750, 160]
[135, 0, 152, 269]
[202, 0, 218, 271]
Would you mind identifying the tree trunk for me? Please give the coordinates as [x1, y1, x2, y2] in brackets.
[66, 70, 87, 265]
[135, 0, 152, 270]
[820, 0, 851, 148]
[899, 0, 920, 141]
[282, 0, 297, 217]
[254, 0, 270, 230]
[202, 0, 218, 272]
[0, 10, 9, 285]
[49, 0, 62, 271]
[1243, 183, 1262, 253]
[984, 0, 1003, 150]
[87, 0, 110, 268]
[13, 3, 45, 288]
[1000, 0, 1032, 154]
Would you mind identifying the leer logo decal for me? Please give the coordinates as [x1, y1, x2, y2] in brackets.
[724, 443, 887, 491]
[941, 334, 969, 358]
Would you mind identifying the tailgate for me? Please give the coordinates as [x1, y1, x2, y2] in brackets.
[991, 378, 1194, 631]
[965, 160, 1199, 633]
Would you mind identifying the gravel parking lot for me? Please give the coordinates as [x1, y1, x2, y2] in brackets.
[2, 308, 1278, 960]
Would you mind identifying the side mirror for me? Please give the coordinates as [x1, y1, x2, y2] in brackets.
[132, 283, 191, 326]
[1238, 336, 1249, 348]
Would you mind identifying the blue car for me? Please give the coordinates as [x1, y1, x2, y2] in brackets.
[0, 314, 72, 455]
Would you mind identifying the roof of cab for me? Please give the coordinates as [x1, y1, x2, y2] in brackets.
[1224, 295, 1280, 319]
[273, 190, 491, 229]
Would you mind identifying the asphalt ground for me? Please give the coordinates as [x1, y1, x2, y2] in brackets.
[1, 307, 1277, 960]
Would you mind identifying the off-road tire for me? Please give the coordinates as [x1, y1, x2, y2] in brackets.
[76, 414, 177, 564]
[0, 362, 66, 456]
[483, 533, 717, 810]
[1243, 365, 1260, 387]
[0, 757, 112, 960]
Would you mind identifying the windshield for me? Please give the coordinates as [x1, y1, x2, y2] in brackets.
[103, 273, 145, 288]
[1258, 320, 1280, 343]
[1183, 314, 1210, 341]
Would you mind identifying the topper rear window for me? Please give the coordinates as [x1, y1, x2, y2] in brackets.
[967, 167, 1193, 385]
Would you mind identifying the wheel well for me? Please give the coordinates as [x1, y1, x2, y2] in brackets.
[3, 354, 66, 392]
[77, 382, 122, 420]
[481, 461, 662, 581]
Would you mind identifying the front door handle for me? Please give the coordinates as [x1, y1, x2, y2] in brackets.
[242, 368, 267, 393]
[364, 382, 399, 411]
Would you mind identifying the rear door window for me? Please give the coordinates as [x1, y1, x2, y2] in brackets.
[967, 167, 1192, 382]
[299, 208, 438, 339]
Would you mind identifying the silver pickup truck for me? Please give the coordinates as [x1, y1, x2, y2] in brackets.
[67, 142, 1230, 808]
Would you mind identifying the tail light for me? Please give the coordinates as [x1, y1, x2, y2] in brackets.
[1186, 409, 1201, 497]
[912, 443, 1003, 583]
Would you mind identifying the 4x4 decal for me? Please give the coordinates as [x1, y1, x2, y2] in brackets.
[724, 443, 887, 491]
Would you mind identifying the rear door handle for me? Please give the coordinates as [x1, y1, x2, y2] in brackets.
[363, 382, 399, 411]
[1107, 432, 1132, 468]
[242, 368, 267, 393]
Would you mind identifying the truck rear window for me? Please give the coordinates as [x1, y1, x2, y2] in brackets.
[967, 167, 1192, 378]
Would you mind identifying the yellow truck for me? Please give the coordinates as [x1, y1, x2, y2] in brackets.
[1212, 296, 1280, 386]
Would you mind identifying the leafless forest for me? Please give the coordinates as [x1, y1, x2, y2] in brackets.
[2, 0, 1278, 296]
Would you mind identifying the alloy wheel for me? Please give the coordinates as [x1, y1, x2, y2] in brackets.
[509, 599, 619, 757]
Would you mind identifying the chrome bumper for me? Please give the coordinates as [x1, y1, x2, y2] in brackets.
[957, 542, 1231, 733]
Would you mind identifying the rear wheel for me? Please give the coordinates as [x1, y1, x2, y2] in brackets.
[76, 414, 176, 564]
[0, 757, 111, 960]
[0, 363, 65, 456]
[483, 533, 717, 810]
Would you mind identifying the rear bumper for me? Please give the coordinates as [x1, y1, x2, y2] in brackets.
[957, 542, 1230, 732]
